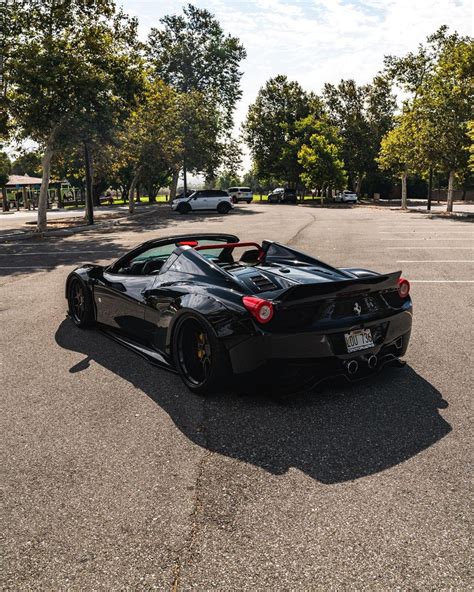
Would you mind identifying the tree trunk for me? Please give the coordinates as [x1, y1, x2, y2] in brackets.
[401, 170, 408, 210]
[355, 174, 364, 198]
[2, 186, 8, 212]
[169, 169, 179, 201]
[37, 144, 54, 232]
[427, 167, 433, 211]
[446, 170, 455, 213]
[84, 142, 94, 225]
[128, 169, 141, 214]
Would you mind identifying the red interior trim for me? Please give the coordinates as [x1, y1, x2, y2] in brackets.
[194, 242, 264, 257]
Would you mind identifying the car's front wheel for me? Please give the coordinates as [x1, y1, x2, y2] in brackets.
[217, 202, 231, 214]
[177, 202, 192, 214]
[172, 314, 229, 395]
[67, 277, 95, 328]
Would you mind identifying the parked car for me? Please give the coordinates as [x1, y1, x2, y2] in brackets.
[171, 189, 234, 214]
[175, 190, 194, 200]
[227, 186, 253, 204]
[65, 233, 412, 394]
[335, 190, 358, 203]
[268, 187, 297, 204]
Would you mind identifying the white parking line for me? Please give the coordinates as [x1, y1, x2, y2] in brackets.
[0, 250, 119, 256]
[387, 246, 474, 250]
[380, 238, 472, 241]
[410, 280, 474, 283]
[397, 260, 474, 263]
[379, 231, 474, 235]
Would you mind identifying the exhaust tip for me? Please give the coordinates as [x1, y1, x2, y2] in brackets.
[367, 355, 378, 369]
[346, 360, 359, 375]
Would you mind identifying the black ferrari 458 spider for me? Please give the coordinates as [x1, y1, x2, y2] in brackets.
[65, 233, 412, 394]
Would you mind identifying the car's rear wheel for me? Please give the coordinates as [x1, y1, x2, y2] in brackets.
[177, 202, 192, 214]
[67, 277, 95, 328]
[172, 314, 229, 395]
[217, 202, 231, 214]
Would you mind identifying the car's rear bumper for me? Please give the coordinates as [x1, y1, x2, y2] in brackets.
[225, 310, 412, 379]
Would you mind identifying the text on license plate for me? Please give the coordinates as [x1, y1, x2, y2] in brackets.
[344, 328, 374, 353]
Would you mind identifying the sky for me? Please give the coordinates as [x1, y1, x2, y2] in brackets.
[123, 0, 474, 172]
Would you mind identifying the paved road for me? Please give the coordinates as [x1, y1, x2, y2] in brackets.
[1, 204, 473, 590]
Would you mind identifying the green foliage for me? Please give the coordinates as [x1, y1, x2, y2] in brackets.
[0, 151, 11, 186]
[148, 4, 246, 129]
[6, 1, 143, 149]
[377, 107, 421, 176]
[11, 151, 42, 176]
[298, 119, 346, 190]
[381, 26, 473, 209]
[243, 75, 323, 187]
[215, 171, 241, 190]
[323, 77, 395, 194]
[467, 121, 474, 173]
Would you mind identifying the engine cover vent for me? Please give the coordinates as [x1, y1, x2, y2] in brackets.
[249, 273, 277, 292]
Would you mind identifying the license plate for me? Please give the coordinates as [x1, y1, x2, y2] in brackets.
[344, 328, 374, 353]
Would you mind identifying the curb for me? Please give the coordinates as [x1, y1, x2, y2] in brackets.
[407, 208, 474, 219]
[0, 207, 162, 243]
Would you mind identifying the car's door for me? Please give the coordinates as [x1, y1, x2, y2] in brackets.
[190, 191, 209, 210]
[93, 242, 178, 341]
[94, 272, 153, 341]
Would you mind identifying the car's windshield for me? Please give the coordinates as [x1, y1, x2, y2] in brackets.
[115, 237, 235, 275]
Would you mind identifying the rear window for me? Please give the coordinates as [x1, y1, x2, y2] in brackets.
[239, 187, 251, 192]
[228, 187, 237, 192]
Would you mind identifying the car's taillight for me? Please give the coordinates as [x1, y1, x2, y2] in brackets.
[398, 278, 410, 298]
[242, 296, 274, 323]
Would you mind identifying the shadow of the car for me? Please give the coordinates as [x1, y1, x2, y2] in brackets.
[55, 319, 451, 484]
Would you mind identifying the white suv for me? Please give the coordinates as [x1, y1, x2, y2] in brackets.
[172, 190, 234, 215]
[335, 190, 358, 203]
[227, 186, 253, 204]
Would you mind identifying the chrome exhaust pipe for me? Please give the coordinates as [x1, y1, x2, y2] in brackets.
[346, 360, 359, 375]
[367, 355, 378, 369]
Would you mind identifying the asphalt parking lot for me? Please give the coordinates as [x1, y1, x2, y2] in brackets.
[1, 203, 473, 590]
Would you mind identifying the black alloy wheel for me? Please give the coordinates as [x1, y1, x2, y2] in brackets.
[173, 315, 228, 394]
[68, 277, 95, 328]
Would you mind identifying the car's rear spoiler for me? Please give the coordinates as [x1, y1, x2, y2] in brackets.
[276, 271, 401, 305]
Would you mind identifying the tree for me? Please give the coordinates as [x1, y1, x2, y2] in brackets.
[243, 76, 322, 188]
[323, 77, 396, 197]
[114, 81, 183, 213]
[0, 151, 11, 211]
[419, 37, 473, 211]
[215, 171, 241, 190]
[467, 121, 474, 173]
[385, 27, 473, 212]
[298, 119, 346, 198]
[5, 0, 144, 231]
[11, 151, 42, 177]
[148, 4, 246, 190]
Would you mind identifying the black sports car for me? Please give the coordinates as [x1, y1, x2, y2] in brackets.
[65, 233, 412, 394]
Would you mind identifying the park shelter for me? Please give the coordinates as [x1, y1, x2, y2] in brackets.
[4, 174, 70, 209]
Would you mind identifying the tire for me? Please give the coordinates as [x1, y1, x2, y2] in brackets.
[172, 314, 230, 395]
[217, 202, 231, 214]
[67, 276, 95, 328]
[177, 202, 192, 214]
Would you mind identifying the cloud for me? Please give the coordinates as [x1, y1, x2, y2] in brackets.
[120, 0, 473, 170]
